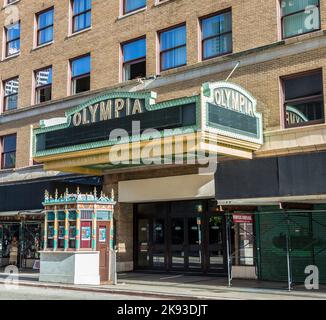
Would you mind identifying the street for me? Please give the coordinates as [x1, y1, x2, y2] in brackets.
[0, 284, 158, 300]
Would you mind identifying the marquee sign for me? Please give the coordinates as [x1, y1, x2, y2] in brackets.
[34, 91, 199, 156]
[33, 82, 264, 173]
[202, 81, 263, 145]
[71, 97, 145, 127]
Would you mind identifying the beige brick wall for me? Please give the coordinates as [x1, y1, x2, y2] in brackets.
[0, 0, 326, 169]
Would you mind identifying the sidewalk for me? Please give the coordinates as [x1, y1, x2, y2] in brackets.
[0, 270, 325, 300]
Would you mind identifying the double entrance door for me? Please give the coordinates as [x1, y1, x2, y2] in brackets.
[135, 200, 226, 274]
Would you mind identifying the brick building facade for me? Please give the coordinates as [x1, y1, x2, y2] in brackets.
[0, 0, 325, 282]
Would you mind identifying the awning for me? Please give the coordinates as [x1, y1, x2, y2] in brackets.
[0, 210, 44, 217]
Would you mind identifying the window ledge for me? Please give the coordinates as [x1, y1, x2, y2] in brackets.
[1, 52, 20, 62]
[265, 122, 326, 136]
[283, 29, 323, 45]
[153, 0, 175, 7]
[31, 41, 54, 52]
[0, 167, 16, 173]
[118, 7, 147, 20]
[1, 108, 18, 116]
[67, 27, 92, 39]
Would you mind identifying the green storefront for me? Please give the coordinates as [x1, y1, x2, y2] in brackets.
[217, 152, 326, 285]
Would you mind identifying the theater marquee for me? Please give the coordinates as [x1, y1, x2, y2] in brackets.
[201, 81, 263, 146]
[33, 82, 264, 175]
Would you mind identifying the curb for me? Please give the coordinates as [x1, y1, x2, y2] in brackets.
[1, 279, 325, 300]
[0, 280, 211, 300]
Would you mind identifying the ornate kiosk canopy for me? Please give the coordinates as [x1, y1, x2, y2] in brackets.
[40, 187, 116, 285]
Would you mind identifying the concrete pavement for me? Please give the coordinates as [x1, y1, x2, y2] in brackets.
[0, 270, 325, 300]
[0, 283, 158, 300]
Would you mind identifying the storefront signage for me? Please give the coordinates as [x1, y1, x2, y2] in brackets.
[202, 81, 263, 145]
[34, 91, 198, 155]
[71, 97, 145, 127]
[232, 214, 253, 224]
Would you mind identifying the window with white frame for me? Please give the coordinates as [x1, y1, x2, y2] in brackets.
[72, 0, 91, 33]
[4, 22, 20, 57]
[35, 67, 52, 104]
[36, 8, 54, 46]
[201, 10, 232, 60]
[122, 37, 146, 81]
[159, 24, 187, 71]
[1, 134, 16, 170]
[3, 77, 19, 111]
[280, 0, 320, 38]
[70, 54, 91, 94]
[123, 0, 146, 14]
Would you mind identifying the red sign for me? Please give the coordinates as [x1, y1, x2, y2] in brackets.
[232, 214, 253, 223]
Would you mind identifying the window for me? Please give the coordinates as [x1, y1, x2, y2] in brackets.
[71, 54, 91, 94]
[201, 11, 232, 60]
[1, 134, 16, 170]
[124, 0, 146, 14]
[5, 22, 20, 57]
[5, 0, 18, 6]
[159, 24, 186, 71]
[122, 38, 146, 81]
[281, 0, 320, 38]
[283, 70, 324, 128]
[35, 67, 52, 104]
[37, 8, 54, 46]
[72, 0, 91, 33]
[3, 77, 19, 111]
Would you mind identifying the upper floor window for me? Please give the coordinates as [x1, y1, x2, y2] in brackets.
[281, 0, 320, 39]
[5, 0, 17, 6]
[37, 8, 54, 46]
[201, 10, 232, 60]
[3, 77, 19, 111]
[283, 70, 324, 128]
[123, 0, 146, 14]
[71, 54, 91, 94]
[159, 24, 186, 72]
[5, 22, 20, 57]
[122, 37, 146, 81]
[72, 0, 91, 33]
[1, 134, 16, 170]
[35, 67, 52, 104]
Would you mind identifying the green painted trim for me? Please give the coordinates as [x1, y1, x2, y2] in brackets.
[255, 212, 262, 280]
[33, 94, 201, 158]
[202, 83, 211, 97]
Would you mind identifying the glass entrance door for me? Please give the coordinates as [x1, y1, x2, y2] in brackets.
[171, 217, 185, 269]
[135, 200, 227, 274]
[170, 216, 203, 271]
[207, 215, 225, 272]
[137, 218, 150, 267]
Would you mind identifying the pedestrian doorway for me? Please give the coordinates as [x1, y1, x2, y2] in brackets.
[134, 200, 227, 274]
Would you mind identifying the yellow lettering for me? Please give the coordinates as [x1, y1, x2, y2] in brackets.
[89, 104, 98, 123]
[100, 100, 112, 121]
[115, 99, 125, 118]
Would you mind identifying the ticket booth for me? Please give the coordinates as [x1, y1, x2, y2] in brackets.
[39, 188, 115, 285]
